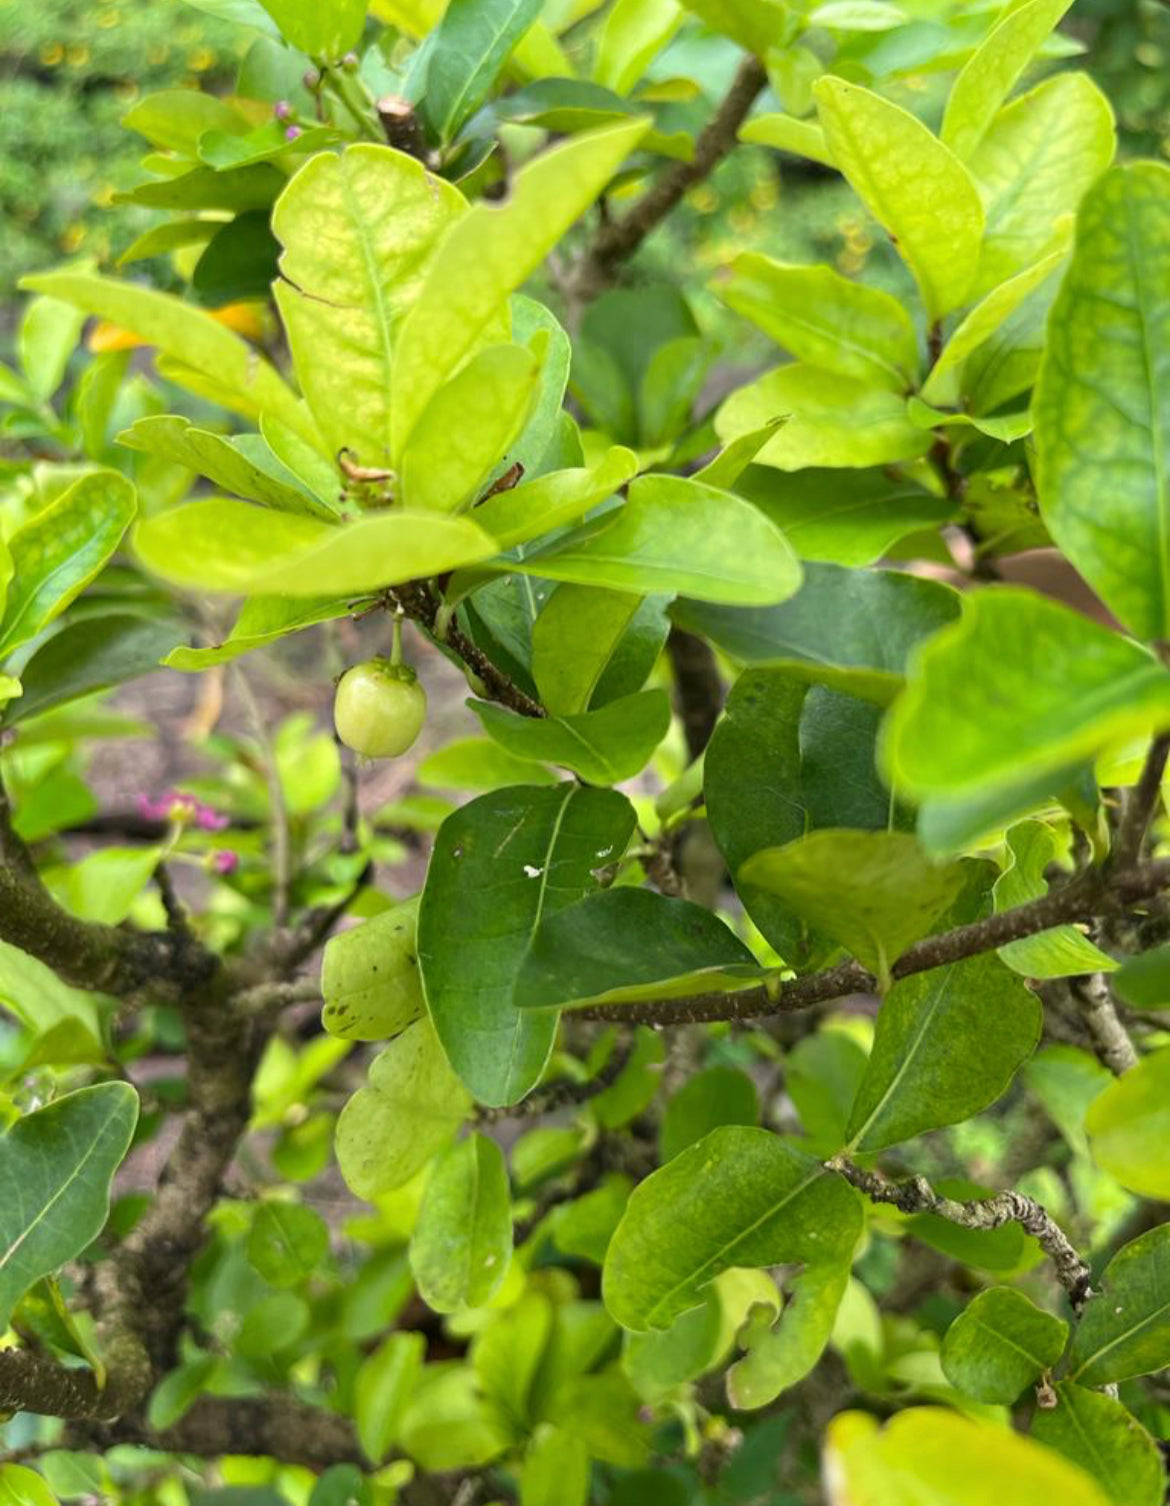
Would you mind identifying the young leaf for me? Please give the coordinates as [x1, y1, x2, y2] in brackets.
[814, 77, 984, 320]
[512, 473, 802, 606]
[335, 1018, 471, 1197]
[520, 1424, 590, 1506]
[660, 1066, 759, 1163]
[941, 0, 1074, 161]
[1085, 1046, 1170, 1201]
[1034, 162, 1170, 642]
[603, 1127, 861, 1331]
[741, 831, 964, 984]
[1067, 1225, 1170, 1386]
[993, 822, 1116, 980]
[674, 564, 960, 704]
[272, 144, 466, 468]
[322, 896, 424, 1042]
[1031, 1383, 1164, 1506]
[470, 688, 671, 785]
[421, 0, 544, 142]
[532, 585, 650, 715]
[418, 784, 637, 1105]
[354, 1332, 425, 1465]
[593, 0, 681, 94]
[474, 447, 639, 550]
[717, 254, 919, 391]
[20, 271, 315, 446]
[0, 471, 137, 661]
[513, 888, 761, 1012]
[884, 588, 1170, 801]
[940, 1287, 1068, 1403]
[401, 344, 541, 513]
[0, 1083, 139, 1330]
[2, 615, 183, 728]
[845, 952, 1042, 1152]
[165, 596, 353, 673]
[247, 1201, 329, 1287]
[256, 0, 367, 58]
[392, 119, 650, 455]
[726, 1262, 849, 1409]
[409, 1134, 513, 1313]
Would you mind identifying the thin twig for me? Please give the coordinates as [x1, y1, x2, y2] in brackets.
[234, 668, 293, 929]
[828, 1156, 1092, 1313]
[575, 860, 1170, 1026]
[155, 862, 192, 939]
[1069, 973, 1139, 1074]
[1112, 733, 1170, 872]
[475, 1032, 637, 1124]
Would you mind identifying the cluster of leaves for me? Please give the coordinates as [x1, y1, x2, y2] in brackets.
[1, 1, 1170, 1505]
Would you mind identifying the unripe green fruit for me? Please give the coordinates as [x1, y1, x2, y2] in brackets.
[334, 657, 427, 758]
[321, 894, 423, 1041]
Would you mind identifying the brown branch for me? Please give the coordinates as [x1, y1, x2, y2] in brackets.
[1069, 973, 1139, 1075]
[568, 54, 769, 301]
[475, 1031, 636, 1123]
[828, 1156, 1092, 1312]
[392, 582, 545, 718]
[0, 1348, 148, 1424]
[575, 860, 1170, 1026]
[667, 626, 724, 759]
[1112, 733, 1170, 872]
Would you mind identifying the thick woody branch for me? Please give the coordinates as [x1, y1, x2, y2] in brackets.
[569, 55, 769, 301]
[0, 1348, 148, 1424]
[667, 627, 724, 759]
[1112, 733, 1170, 872]
[828, 1156, 1092, 1312]
[1068, 973, 1139, 1075]
[577, 861, 1170, 1026]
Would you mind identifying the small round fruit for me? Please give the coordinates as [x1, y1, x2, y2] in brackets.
[334, 658, 427, 758]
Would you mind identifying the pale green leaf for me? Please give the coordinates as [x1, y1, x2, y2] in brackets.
[1034, 162, 1170, 642]
[19, 296, 85, 403]
[256, 0, 367, 57]
[594, 0, 681, 94]
[470, 688, 671, 785]
[474, 447, 638, 550]
[165, 596, 352, 672]
[994, 821, 1116, 979]
[322, 896, 423, 1043]
[814, 77, 984, 319]
[409, 1134, 513, 1312]
[392, 120, 649, 455]
[355, 1332, 425, 1465]
[1032, 1383, 1164, 1506]
[739, 112, 836, 167]
[1085, 1046, 1170, 1201]
[247, 1200, 328, 1287]
[727, 1262, 849, 1409]
[717, 254, 919, 391]
[272, 145, 466, 468]
[1067, 1225, 1170, 1386]
[521, 1425, 590, 1506]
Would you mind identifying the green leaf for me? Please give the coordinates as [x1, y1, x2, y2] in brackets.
[247, 1201, 329, 1287]
[255, 0, 367, 56]
[512, 473, 802, 606]
[941, 0, 1074, 160]
[20, 271, 315, 446]
[674, 563, 960, 704]
[742, 832, 963, 984]
[1085, 1046, 1170, 1201]
[521, 1425, 590, 1506]
[19, 296, 85, 403]
[1067, 1225, 1170, 1386]
[594, 0, 681, 94]
[1031, 1383, 1164, 1506]
[392, 119, 649, 455]
[716, 364, 929, 471]
[474, 448, 639, 551]
[422, 0, 544, 142]
[514, 888, 761, 1012]
[740, 112, 836, 167]
[602, 1127, 861, 1331]
[354, 1331, 425, 1465]
[418, 737, 556, 792]
[726, 1261, 849, 1409]
[1, 615, 182, 728]
[940, 1287, 1068, 1403]
[0, 471, 137, 662]
[825, 1407, 1112, 1506]
[48, 845, 164, 926]
[401, 344, 541, 513]
[787, 1031, 869, 1156]
[0, 1083, 139, 1330]
[845, 952, 1042, 1152]
[0, 1464, 59, 1506]
[0, 940, 103, 1044]
[993, 822, 1116, 980]
[1025, 1044, 1111, 1158]
[717, 254, 919, 391]
[335, 1018, 471, 1197]
[970, 73, 1114, 297]
[660, 1065, 759, 1163]
[418, 784, 637, 1105]
[814, 77, 984, 320]
[272, 145, 466, 469]
[135, 500, 497, 596]
[409, 1134, 513, 1313]
[532, 585, 651, 715]
[117, 415, 325, 516]
[1034, 162, 1170, 642]
[686, 0, 785, 54]
[470, 689, 671, 785]
[322, 896, 424, 1042]
[1112, 945, 1170, 1010]
[883, 588, 1170, 801]
[165, 596, 352, 672]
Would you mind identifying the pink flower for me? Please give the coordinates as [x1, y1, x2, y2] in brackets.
[285, 125, 303, 141]
[274, 100, 293, 120]
[137, 790, 230, 832]
[211, 850, 240, 876]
